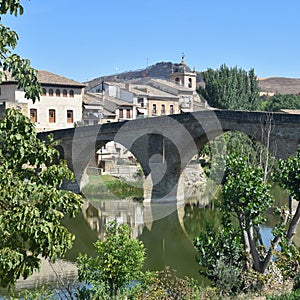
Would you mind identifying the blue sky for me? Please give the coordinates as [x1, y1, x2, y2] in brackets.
[3, 0, 300, 82]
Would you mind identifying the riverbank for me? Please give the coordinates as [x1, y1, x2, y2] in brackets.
[82, 174, 144, 201]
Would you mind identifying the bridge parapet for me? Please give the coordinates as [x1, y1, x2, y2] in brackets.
[37, 110, 300, 200]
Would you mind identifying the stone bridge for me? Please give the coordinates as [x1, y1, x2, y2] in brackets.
[37, 110, 300, 202]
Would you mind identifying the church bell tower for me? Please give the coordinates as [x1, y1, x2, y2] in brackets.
[170, 54, 197, 90]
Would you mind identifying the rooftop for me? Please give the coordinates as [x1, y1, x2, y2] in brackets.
[2, 70, 85, 88]
[131, 84, 179, 99]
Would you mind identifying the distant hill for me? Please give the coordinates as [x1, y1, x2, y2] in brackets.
[258, 77, 300, 95]
[84, 62, 204, 91]
[84, 62, 300, 95]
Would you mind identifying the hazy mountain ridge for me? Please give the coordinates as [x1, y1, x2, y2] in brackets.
[85, 62, 300, 95]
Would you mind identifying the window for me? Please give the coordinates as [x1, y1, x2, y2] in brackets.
[67, 110, 73, 123]
[126, 109, 131, 119]
[119, 109, 123, 119]
[63, 89, 68, 97]
[188, 78, 192, 88]
[152, 104, 157, 116]
[56, 89, 61, 97]
[30, 109, 37, 123]
[138, 97, 144, 107]
[69, 90, 74, 98]
[161, 104, 166, 115]
[170, 104, 174, 115]
[175, 77, 180, 85]
[42, 88, 46, 96]
[49, 89, 53, 97]
[49, 109, 56, 123]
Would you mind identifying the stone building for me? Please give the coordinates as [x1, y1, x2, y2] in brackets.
[0, 70, 85, 132]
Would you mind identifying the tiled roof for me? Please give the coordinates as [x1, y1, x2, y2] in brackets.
[2, 70, 85, 88]
[38, 70, 85, 87]
[83, 92, 103, 105]
[131, 85, 179, 99]
[104, 94, 135, 107]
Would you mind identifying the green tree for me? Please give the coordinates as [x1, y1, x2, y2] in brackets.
[263, 94, 300, 112]
[200, 131, 258, 184]
[198, 64, 260, 110]
[273, 149, 300, 246]
[0, 109, 83, 287]
[195, 150, 300, 293]
[77, 221, 145, 299]
[0, 0, 41, 102]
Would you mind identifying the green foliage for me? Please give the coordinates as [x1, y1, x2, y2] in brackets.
[223, 154, 274, 226]
[194, 224, 245, 296]
[293, 271, 300, 291]
[272, 148, 300, 201]
[200, 131, 258, 184]
[195, 148, 300, 295]
[275, 246, 300, 282]
[263, 94, 300, 112]
[0, 109, 83, 287]
[7, 285, 54, 300]
[0, 0, 41, 102]
[198, 64, 260, 110]
[82, 175, 144, 200]
[266, 290, 300, 300]
[77, 221, 145, 298]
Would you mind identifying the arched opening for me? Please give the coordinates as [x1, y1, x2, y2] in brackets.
[78, 140, 145, 202]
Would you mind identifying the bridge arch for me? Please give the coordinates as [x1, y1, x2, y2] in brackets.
[37, 110, 300, 202]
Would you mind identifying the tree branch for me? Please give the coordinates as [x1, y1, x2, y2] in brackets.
[287, 200, 300, 246]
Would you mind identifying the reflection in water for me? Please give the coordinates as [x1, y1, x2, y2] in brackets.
[82, 200, 144, 241]
[78, 197, 213, 284]
[7, 189, 298, 292]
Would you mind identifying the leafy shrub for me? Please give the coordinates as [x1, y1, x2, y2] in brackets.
[267, 290, 300, 300]
[194, 224, 246, 296]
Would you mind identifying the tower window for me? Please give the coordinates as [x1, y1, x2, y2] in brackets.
[175, 77, 180, 85]
[188, 78, 192, 88]
[49, 89, 53, 97]
[161, 104, 166, 115]
[41, 88, 46, 96]
[69, 90, 74, 98]
[56, 89, 61, 97]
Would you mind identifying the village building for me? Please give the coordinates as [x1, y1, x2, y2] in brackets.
[86, 55, 206, 117]
[0, 70, 85, 132]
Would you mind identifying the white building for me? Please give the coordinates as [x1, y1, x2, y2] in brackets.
[0, 70, 85, 132]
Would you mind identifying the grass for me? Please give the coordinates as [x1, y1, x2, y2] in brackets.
[82, 175, 144, 201]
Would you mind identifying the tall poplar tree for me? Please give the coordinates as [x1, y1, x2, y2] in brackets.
[198, 64, 260, 110]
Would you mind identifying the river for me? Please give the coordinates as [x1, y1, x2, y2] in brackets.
[5, 183, 297, 295]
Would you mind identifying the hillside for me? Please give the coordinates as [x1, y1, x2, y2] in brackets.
[85, 62, 300, 95]
[258, 77, 300, 95]
[84, 62, 204, 91]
